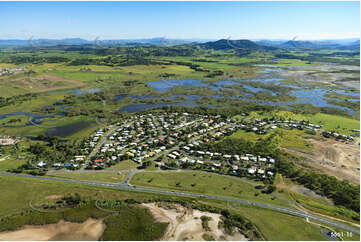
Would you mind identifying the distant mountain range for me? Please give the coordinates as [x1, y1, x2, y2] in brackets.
[0, 38, 201, 47]
[254, 39, 360, 50]
[197, 39, 275, 51]
[0, 37, 359, 50]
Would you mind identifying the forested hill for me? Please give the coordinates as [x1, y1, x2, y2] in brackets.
[197, 39, 276, 51]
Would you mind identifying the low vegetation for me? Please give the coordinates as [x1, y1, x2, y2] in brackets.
[276, 151, 360, 213]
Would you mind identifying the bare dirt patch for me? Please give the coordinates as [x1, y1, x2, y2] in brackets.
[142, 203, 248, 241]
[1, 74, 85, 94]
[44, 195, 63, 200]
[283, 137, 360, 185]
[0, 218, 105, 241]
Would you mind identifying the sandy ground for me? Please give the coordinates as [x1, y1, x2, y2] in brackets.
[142, 203, 248, 241]
[44, 195, 63, 200]
[0, 218, 105, 241]
[283, 137, 360, 185]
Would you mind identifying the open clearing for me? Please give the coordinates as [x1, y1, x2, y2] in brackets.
[142, 203, 248, 241]
[0, 218, 105, 241]
[130, 170, 289, 207]
[0, 175, 358, 241]
[47, 171, 126, 183]
[0, 74, 85, 96]
[283, 137, 360, 185]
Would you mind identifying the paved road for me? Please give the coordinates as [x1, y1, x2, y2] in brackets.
[1, 171, 359, 235]
[84, 124, 123, 167]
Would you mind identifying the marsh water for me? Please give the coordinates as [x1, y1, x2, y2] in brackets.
[145, 65, 360, 114]
[1, 65, 359, 136]
[45, 121, 94, 137]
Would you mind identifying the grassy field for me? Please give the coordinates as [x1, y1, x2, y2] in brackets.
[238, 111, 360, 136]
[195, 197, 360, 241]
[0, 112, 99, 139]
[308, 113, 360, 135]
[0, 72, 86, 97]
[47, 171, 126, 183]
[0, 92, 66, 114]
[0, 156, 27, 171]
[130, 170, 290, 207]
[1, 174, 358, 241]
[107, 160, 139, 170]
[0, 175, 167, 217]
[230, 128, 313, 151]
[275, 174, 360, 225]
[291, 192, 360, 224]
[226, 202, 359, 241]
[0, 142, 30, 171]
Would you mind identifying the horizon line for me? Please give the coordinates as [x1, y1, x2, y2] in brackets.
[0, 37, 360, 41]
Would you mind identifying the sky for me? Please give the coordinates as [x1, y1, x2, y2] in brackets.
[0, 1, 360, 40]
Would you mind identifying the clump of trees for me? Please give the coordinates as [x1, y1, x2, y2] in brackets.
[6, 55, 69, 64]
[199, 133, 281, 157]
[0, 93, 37, 108]
[200, 215, 212, 231]
[8, 163, 47, 176]
[219, 210, 255, 236]
[62, 193, 81, 206]
[276, 152, 360, 213]
[27, 136, 84, 164]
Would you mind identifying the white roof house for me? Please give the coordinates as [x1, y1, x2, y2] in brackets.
[179, 157, 188, 163]
[172, 151, 180, 157]
[248, 168, 256, 174]
[168, 154, 176, 159]
[37, 161, 46, 167]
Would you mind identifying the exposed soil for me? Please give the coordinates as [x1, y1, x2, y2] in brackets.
[276, 175, 333, 205]
[142, 203, 248, 241]
[45, 195, 63, 200]
[0, 218, 105, 241]
[1, 74, 85, 94]
[283, 137, 360, 185]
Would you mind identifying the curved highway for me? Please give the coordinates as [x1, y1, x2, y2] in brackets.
[1, 171, 359, 235]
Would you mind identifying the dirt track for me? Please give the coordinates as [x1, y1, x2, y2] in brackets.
[142, 203, 248, 241]
[0, 218, 105, 241]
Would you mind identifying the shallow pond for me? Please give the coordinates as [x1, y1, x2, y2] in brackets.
[0, 112, 56, 126]
[45, 121, 94, 137]
[147, 79, 235, 92]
